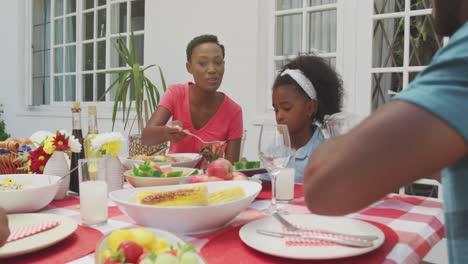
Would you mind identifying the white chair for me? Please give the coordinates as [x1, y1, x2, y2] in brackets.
[399, 176, 443, 200]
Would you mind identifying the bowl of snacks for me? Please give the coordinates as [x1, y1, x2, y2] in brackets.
[95, 227, 205, 264]
[125, 162, 200, 187]
[122, 153, 202, 169]
[109, 180, 262, 234]
[0, 174, 60, 213]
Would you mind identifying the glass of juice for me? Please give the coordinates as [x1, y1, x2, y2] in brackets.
[78, 158, 108, 227]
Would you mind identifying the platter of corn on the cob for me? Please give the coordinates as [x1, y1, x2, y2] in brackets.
[109, 181, 262, 234]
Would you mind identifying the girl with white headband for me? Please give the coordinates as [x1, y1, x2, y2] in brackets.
[272, 55, 343, 182]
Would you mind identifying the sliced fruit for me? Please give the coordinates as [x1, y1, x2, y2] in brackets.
[159, 164, 173, 173]
[129, 228, 156, 250]
[109, 229, 134, 252]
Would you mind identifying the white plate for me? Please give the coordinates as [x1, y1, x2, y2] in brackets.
[0, 213, 78, 258]
[239, 214, 385, 260]
[95, 228, 206, 264]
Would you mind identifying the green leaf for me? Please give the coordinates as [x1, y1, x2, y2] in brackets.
[111, 36, 132, 66]
[130, 29, 137, 65]
[100, 27, 167, 133]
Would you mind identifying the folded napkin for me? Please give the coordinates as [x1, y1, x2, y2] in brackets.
[280, 225, 367, 246]
[7, 221, 59, 243]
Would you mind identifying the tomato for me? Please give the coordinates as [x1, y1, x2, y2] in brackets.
[117, 240, 144, 263]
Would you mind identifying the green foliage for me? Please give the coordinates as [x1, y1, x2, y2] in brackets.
[0, 105, 9, 141]
[0, 120, 9, 141]
[100, 29, 167, 133]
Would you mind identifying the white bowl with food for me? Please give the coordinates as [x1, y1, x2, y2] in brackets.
[109, 180, 262, 234]
[122, 153, 202, 169]
[0, 174, 60, 213]
[95, 227, 206, 264]
[124, 167, 200, 187]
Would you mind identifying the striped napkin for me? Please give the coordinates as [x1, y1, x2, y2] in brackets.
[7, 221, 60, 243]
[281, 225, 367, 246]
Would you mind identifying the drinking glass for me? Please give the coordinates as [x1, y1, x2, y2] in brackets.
[275, 156, 295, 204]
[319, 112, 365, 139]
[78, 158, 108, 227]
[257, 124, 294, 214]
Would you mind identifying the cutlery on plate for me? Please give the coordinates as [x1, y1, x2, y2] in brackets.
[256, 229, 374, 248]
[272, 212, 379, 241]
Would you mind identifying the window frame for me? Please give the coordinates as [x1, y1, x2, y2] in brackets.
[256, 0, 354, 123]
[23, 0, 145, 118]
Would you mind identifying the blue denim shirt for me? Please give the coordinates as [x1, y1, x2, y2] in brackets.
[294, 127, 324, 183]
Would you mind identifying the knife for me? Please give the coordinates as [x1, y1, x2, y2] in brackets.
[256, 229, 374, 248]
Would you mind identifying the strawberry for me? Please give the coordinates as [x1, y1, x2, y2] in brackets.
[117, 240, 144, 263]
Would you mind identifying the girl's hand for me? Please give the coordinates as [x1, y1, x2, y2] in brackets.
[166, 120, 187, 143]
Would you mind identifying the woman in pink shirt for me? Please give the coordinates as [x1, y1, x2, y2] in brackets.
[142, 34, 243, 163]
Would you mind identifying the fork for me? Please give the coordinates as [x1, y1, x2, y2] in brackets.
[272, 212, 379, 241]
[166, 125, 224, 145]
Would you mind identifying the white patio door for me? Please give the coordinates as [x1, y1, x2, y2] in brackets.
[354, 0, 441, 115]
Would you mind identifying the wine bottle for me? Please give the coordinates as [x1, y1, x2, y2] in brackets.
[84, 105, 101, 159]
[70, 102, 85, 193]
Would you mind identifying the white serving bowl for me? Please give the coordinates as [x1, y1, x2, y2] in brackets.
[122, 153, 202, 169]
[0, 174, 60, 213]
[109, 180, 262, 234]
[124, 167, 198, 187]
[95, 227, 206, 264]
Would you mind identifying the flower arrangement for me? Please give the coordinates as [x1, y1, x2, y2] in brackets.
[18, 130, 81, 174]
[43, 130, 81, 154]
[91, 132, 124, 157]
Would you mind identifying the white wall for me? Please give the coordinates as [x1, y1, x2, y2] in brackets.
[0, 0, 264, 160]
[144, 0, 262, 160]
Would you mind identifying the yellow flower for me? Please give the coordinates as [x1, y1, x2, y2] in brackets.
[43, 136, 55, 154]
[102, 141, 122, 157]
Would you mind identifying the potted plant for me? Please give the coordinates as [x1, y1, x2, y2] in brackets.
[101, 29, 167, 156]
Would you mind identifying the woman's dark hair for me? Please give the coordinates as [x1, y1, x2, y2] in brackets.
[273, 55, 343, 123]
[186, 34, 225, 63]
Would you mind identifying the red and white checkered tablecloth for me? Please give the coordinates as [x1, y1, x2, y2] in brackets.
[37, 193, 444, 264]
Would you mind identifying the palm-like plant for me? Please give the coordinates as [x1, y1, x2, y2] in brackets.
[101, 29, 166, 133]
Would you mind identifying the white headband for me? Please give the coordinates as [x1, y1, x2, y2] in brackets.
[280, 69, 317, 100]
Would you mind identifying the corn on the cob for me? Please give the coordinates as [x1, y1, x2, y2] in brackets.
[209, 186, 245, 205]
[136, 184, 209, 206]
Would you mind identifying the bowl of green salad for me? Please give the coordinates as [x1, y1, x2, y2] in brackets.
[124, 161, 200, 187]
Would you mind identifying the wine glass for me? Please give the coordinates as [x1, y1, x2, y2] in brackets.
[257, 124, 294, 214]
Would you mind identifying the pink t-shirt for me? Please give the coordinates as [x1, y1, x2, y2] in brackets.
[158, 82, 243, 154]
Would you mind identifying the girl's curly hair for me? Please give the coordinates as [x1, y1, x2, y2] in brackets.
[273, 55, 343, 123]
